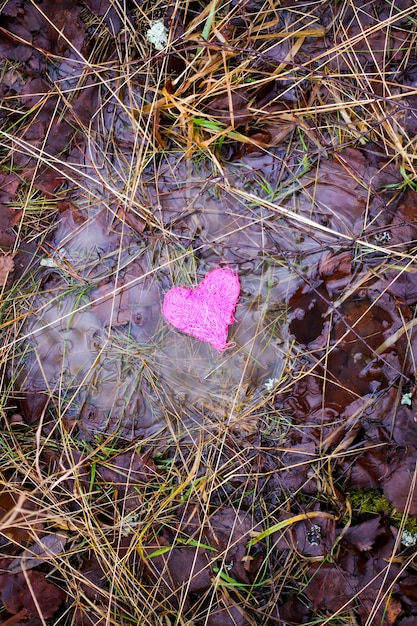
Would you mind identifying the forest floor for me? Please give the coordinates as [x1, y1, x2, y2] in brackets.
[1, 0, 417, 624]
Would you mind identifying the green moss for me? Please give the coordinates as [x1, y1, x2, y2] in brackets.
[347, 488, 417, 534]
[348, 489, 392, 516]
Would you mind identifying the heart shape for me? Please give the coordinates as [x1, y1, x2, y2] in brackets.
[162, 268, 240, 350]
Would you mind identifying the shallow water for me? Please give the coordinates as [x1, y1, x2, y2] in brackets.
[13, 159, 291, 441]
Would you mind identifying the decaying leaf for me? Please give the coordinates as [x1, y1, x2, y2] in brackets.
[0, 569, 65, 621]
[0, 255, 14, 286]
[7, 533, 67, 574]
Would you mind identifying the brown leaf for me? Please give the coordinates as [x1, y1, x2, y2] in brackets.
[1, 607, 31, 626]
[97, 451, 156, 511]
[206, 596, 250, 626]
[304, 562, 358, 612]
[0, 570, 65, 619]
[72, 606, 107, 626]
[357, 587, 402, 626]
[291, 512, 336, 558]
[20, 392, 50, 425]
[143, 533, 211, 609]
[348, 445, 391, 489]
[399, 574, 417, 604]
[381, 268, 417, 305]
[318, 250, 352, 295]
[382, 450, 417, 514]
[0, 490, 44, 544]
[143, 506, 261, 610]
[116, 206, 145, 235]
[0, 255, 14, 286]
[0, 172, 20, 204]
[202, 509, 256, 586]
[0, 204, 22, 249]
[79, 555, 109, 604]
[344, 517, 384, 552]
[82, 0, 121, 34]
[279, 596, 312, 624]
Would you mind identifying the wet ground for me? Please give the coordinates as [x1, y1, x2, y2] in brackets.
[1, 0, 417, 624]
[12, 154, 292, 441]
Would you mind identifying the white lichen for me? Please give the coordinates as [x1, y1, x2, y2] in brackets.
[121, 512, 140, 537]
[40, 257, 60, 268]
[401, 392, 412, 407]
[146, 20, 169, 51]
[264, 378, 280, 392]
[401, 529, 417, 547]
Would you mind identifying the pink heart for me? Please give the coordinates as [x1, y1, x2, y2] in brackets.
[162, 268, 240, 350]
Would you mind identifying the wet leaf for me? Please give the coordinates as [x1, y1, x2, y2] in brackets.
[249, 511, 336, 548]
[144, 535, 212, 604]
[97, 450, 156, 512]
[348, 446, 391, 489]
[0, 490, 44, 544]
[0, 570, 65, 620]
[143, 506, 261, 610]
[7, 533, 67, 574]
[206, 596, 250, 626]
[279, 596, 312, 624]
[304, 562, 358, 613]
[382, 452, 417, 514]
[344, 517, 384, 552]
[0, 205, 22, 250]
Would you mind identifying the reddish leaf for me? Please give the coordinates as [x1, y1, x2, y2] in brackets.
[344, 517, 384, 552]
[0, 255, 14, 286]
[0, 172, 20, 204]
[206, 597, 250, 626]
[348, 446, 391, 489]
[0, 570, 65, 620]
[382, 452, 417, 514]
[0, 491, 43, 544]
[97, 451, 156, 511]
[304, 562, 358, 613]
[7, 533, 67, 574]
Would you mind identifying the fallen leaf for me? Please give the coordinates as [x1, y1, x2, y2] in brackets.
[143, 506, 261, 610]
[0, 569, 65, 620]
[304, 562, 358, 612]
[382, 451, 417, 514]
[0, 490, 44, 544]
[206, 595, 250, 626]
[97, 451, 156, 512]
[344, 517, 384, 552]
[0, 255, 15, 286]
[7, 533, 67, 574]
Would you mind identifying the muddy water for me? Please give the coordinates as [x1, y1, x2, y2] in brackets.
[13, 158, 293, 441]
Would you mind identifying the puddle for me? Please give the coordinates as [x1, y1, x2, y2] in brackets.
[11, 159, 292, 441]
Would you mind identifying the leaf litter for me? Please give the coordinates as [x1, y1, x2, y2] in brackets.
[0, 0, 417, 624]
